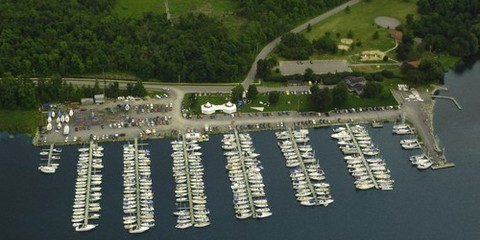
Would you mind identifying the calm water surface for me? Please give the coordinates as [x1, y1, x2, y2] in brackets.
[1, 62, 480, 239]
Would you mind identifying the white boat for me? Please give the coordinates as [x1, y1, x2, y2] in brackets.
[63, 125, 70, 135]
[175, 222, 193, 229]
[61, 115, 65, 123]
[46, 123, 52, 131]
[69, 109, 74, 117]
[39, 166, 56, 174]
[65, 115, 70, 123]
[129, 225, 149, 234]
[75, 224, 97, 232]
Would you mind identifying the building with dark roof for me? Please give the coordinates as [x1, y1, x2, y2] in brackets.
[344, 76, 367, 95]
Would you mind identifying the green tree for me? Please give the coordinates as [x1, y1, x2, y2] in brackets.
[268, 91, 280, 105]
[277, 32, 314, 59]
[231, 84, 244, 102]
[133, 80, 147, 97]
[332, 81, 348, 107]
[304, 68, 314, 81]
[372, 31, 379, 40]
[363, 81, 383, 98]
[314, 36, 338, 54]
[246, 84, 258, 100]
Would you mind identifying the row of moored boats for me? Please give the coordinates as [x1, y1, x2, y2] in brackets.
[394, 123, 433, 169]
[332, 125, 394, 191]
[276, 129, 334, 206]
[38, 146, 61, 174]
[72, 144, 103, 232]
[122, 142, 155, 234]
[223, 132, 272, 219]
[171, 136, 210, 229]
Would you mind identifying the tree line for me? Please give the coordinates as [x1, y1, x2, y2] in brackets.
[0, 0, 251, 83]
[0, 73, 147, 110]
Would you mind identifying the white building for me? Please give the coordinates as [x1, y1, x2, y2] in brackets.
[201, 101, 237, 115]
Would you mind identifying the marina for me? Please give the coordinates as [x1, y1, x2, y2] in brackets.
[38, 144, 61, 174]
[171, 132, 210, 229]
[222, 129, 272, 219]
[276, 128, 333, 206]
[122, 138, 155, 234]
[71, 141, 103, 232]
[332, 124, 394, 190]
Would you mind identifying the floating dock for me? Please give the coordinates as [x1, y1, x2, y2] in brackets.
[344, 124, 379, 189]
[123, 138, 155, 233]
[232, 129, 256, 218]
[287, 128, 319, 205]
[171, 133, 210, 228]
[72, 141, 102, 232]
[38, 144, 60, 174]
[181, 133, 196, 225]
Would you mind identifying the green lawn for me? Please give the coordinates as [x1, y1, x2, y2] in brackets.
[0, 110, 42, 135]
[304, 0, 418, 61]
[185, 93, 316, 114]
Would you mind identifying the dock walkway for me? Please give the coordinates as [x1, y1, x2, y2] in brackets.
[287, 128, 319, 205]
[233, 129, 256, 218]
[181, 133, 196, 225]
[345, 124, 379, 189]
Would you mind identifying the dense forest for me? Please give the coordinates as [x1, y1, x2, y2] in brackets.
[0, 0, 249, 82]
[0, 0, 346, 83]
[408, 0, 480, 57]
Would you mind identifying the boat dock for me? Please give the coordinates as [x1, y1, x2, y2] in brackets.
[123, 139, 154, 233]
[344, 124, 379, 189]
[222, 130, 271, 219]
[233, 129, 256, 218]
[171, 132, 210, 228]
[38, 144, 61, 174]
[72, 141, 103, 232]
[432, 95, 462, 110]
[181, 133, 196, 225]
[82, 141, 94, 228]
[287, 128, 319, 205]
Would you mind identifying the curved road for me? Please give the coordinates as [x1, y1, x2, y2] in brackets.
[241, 0, 362, 88]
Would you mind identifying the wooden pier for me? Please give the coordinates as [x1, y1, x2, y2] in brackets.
[287, 128, 319, 205]
[345, 124, 379, 189]
[233, 129, 256, 218]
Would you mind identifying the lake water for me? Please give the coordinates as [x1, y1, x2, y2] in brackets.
[1, 61, 480, 239]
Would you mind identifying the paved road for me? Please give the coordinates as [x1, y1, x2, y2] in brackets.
[241, 0, 362, 88]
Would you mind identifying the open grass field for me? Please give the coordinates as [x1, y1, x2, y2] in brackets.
[304, 0, 418, 61]
[113, 0, 237, 18]
[113, 0, 244, 37]
[0, 110, 42, 136]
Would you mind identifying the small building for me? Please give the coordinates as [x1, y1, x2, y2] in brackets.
[94, 94, 105, 104]
[81, 98, 94, 105]
[344, 76, 367, 95]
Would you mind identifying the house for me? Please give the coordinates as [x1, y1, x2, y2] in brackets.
[344, 76, 367, 95]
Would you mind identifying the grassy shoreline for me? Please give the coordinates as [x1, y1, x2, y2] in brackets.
[0, 110, 42, 136]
